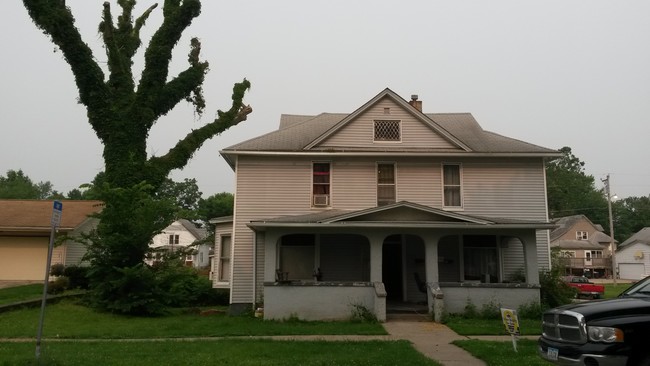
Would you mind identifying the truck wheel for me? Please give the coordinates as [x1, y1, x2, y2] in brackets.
[631, 355, 650, 366]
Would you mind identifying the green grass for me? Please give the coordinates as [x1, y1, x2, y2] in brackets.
[444, 316, 541, 336]
[0, 284, 44, 305]
[604, 283, 631, 299]
[0, 299, 386, 339]
[454, 339, 547, 366]
[0, 339, 440, 366]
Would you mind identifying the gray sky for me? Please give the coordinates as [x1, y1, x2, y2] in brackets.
[2, 1, 649, 199]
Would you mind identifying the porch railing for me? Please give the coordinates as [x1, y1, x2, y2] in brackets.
[557, 257, 612, 269]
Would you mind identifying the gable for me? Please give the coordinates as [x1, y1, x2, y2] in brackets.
[343, 206, 470, 223]
[314, 96, 462, 151]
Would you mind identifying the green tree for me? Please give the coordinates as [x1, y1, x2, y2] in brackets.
[23, 0, 251, 314]
[197, 192, 234, 222]
[546, 147, 608, 226]
[614, 196, 650, 243]
[0, 169, 60, 199]
[156, 178, 203, 220]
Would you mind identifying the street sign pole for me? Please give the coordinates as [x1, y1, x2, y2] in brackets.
[35, 201, 62, 359]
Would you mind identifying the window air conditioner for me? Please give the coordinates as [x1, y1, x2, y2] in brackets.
[313, 194, 329, 206]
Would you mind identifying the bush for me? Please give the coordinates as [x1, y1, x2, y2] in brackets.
[47, 276, 70, 294]
[540, 269, 576, 309]
[50, 263, 65, 277]
[152, 259, 224, 307]
[518, 301, 544, 319]
[63, 265, 90, 289]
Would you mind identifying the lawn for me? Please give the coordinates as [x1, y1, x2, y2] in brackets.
[454, 339, 547, 366]
[604, 283, 632, 299]
[445, 316, 541, 336]
[0, 339, 440, 366]
[0, 284, 43, 306]
[0, 300, 386, 339]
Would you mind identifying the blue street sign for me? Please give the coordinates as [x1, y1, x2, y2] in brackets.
[51, 200, 63, 227]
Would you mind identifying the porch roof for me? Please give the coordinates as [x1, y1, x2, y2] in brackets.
[247, 201, 555, 231]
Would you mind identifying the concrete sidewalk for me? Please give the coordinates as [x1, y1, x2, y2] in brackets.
[383, 320, 486, 366]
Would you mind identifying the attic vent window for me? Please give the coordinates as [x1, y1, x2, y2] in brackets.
[374, 120, 401, 142]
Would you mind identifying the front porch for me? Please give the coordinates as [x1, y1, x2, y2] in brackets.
[250, 202, 552, 322]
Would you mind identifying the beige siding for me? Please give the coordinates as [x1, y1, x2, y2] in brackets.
[318, 98, 459, 150]
[230, 155, 551, 303]
[0, 236, 48, 281]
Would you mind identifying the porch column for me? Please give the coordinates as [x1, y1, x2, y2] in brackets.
[424, 235, 442, 284]
[368, 233, 384, 282]
[519, 231, 540, 285]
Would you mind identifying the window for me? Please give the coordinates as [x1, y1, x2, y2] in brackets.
[443, 164, 462, 208]
[312, 162, 330, 206]
[576, 231, 588, 240]
[169, 234, 180, 245]
[374, 120, 401, 141]
[463, 235, 498, 283]
[560, 250, 576, 258]
[377, 163, 396, 206]
[591, 250, 603, 258]
[218, 235, 231, 282]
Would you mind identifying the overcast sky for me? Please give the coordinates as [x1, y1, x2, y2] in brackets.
[2, 1, 649, 200]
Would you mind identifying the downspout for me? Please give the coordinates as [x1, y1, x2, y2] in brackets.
[252, 230, 257, 313]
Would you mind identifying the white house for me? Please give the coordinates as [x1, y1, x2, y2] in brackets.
[617, 227, 650, 280]
[148, 219, 210, 269]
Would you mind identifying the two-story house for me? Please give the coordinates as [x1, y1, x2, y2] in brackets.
[147, 219, 210, 269]
[212, 88, 559, 321]
[550, 215, 614, 278]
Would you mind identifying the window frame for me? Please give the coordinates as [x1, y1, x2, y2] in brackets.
[373, 120, 402, 143]
[377, 162, 396, 206]
[217, 234, 232, 283]
[168, 234, 180, 245]
[442, 163, 463, 209]
[312, 161, 331, 207]
[576, 231, 588, 240]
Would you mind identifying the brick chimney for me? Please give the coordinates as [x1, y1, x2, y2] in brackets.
[408, 94, 422, 112]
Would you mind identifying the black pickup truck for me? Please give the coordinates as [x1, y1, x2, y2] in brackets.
[538, 276, 650, 366]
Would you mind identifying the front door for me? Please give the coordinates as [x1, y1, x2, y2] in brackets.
[382, 238, 403, 301]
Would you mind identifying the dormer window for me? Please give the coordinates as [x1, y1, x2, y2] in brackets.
[576, 231, 588, 240]
[374, 120, 401, 142]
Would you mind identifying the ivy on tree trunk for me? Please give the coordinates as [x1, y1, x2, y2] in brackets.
[23, 0, 251, 314]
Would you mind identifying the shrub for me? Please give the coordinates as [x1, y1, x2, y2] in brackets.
[349, 303, 378, 323]
[50, 263, 65, 277]
[47, 276, 70, 294]
[540, 269, 576, 309]
[152, 259, 223, 307]
[479, 300, 501, 319]
[63, 265, 90, 289]
[518, 301, 544, 319]
[463, 299, 479, 318]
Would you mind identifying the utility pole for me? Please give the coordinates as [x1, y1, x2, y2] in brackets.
[603, 174, 617, 285]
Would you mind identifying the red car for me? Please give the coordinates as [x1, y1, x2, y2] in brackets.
[563, 275, 605, 299]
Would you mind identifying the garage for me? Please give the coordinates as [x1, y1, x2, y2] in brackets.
[0, 237, 49, 281]
[619, 263, 646, 281]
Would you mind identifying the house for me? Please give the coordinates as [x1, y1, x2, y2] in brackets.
[147, 219, 210, 269]
[616, 227, 650, 280]
[0, 200, 102, 281]
[212, 88, 559, 321]
[550, 215, 615, 278]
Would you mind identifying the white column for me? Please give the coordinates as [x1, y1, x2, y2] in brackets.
[264, 231, 282, 282]
[520, 231, 540, 285]
[425, 234, 441, 284]
[368, 233, 384, 283]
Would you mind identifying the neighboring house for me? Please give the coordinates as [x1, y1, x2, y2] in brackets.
[616, 227, 650, 280]
[0, 200, 102, 281]
[147, 219, 210, 269]
[550, 215, 615, 278]
[212, 88, 559, 321]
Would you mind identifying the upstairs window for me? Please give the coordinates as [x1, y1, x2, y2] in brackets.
[374, 120, 401, 141]
[576, 231, 588, 240]
[168, 234, 180, 245]
[443, 163, 462, 208]
[377, 163, 396, 206]
[313, 162, 330, 207]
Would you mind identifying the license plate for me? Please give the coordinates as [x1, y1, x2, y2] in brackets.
[547, 347, 559, 361]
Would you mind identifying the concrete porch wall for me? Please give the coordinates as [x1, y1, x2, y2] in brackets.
[264, 282, 385, 321]
[439, 283, 540, 314]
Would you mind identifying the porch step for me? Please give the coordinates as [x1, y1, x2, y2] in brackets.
[386, 313, 430, 322]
